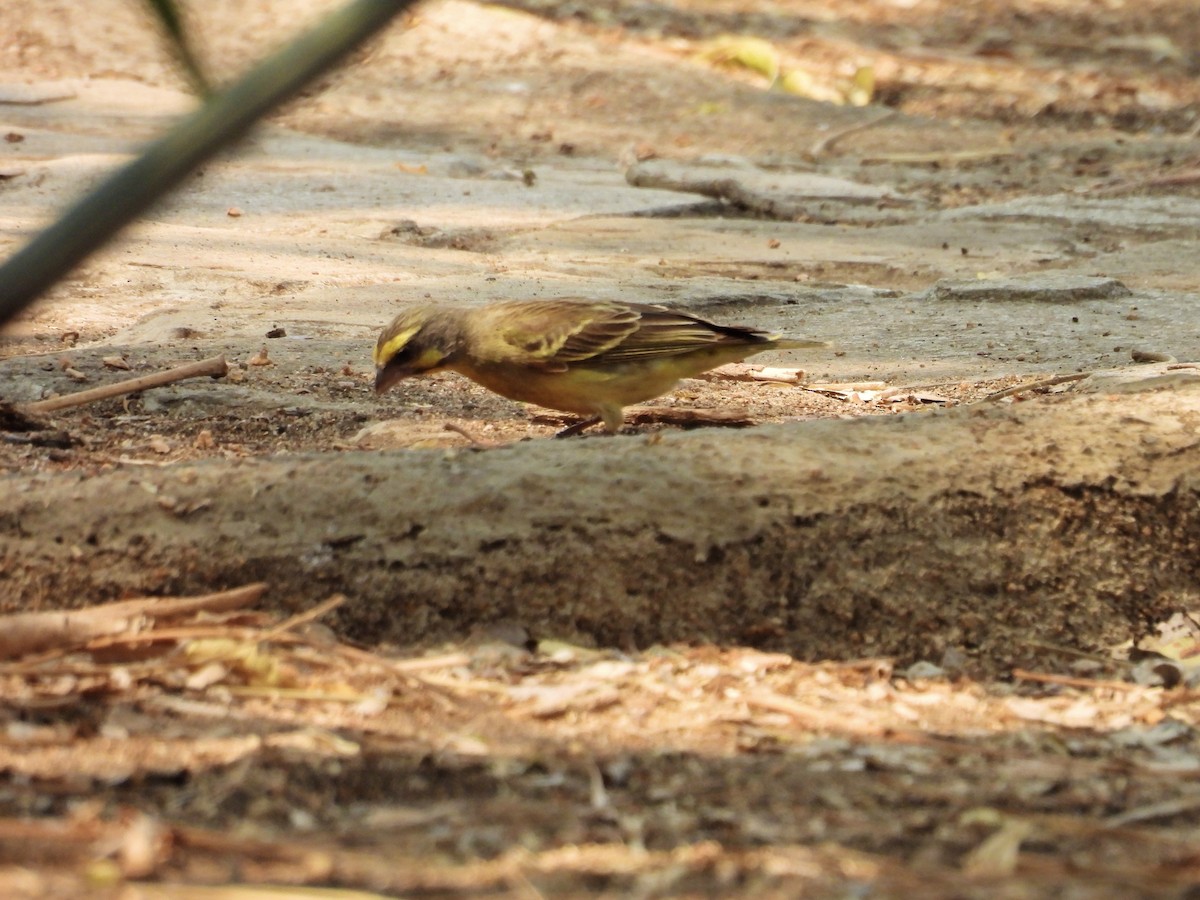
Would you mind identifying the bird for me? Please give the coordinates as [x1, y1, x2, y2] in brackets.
[373, 298, 825, 435]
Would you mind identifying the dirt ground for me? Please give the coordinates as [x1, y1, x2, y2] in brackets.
[3, 0, 1200, 896]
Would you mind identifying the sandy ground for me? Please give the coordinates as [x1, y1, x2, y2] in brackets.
[3, 0, 1200, 896]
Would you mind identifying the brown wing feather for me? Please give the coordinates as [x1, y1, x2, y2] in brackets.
[473, 300, 777, 370]
[595, 304, 776, 362]
[473, 300, 640, 370]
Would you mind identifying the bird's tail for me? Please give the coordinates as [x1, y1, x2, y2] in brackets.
[771, 337, 829, 350]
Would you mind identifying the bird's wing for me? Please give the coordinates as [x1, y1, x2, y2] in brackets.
[591, 304, 776, 362]
[479, 300, 771, 370]
[477, 300, 641, 371]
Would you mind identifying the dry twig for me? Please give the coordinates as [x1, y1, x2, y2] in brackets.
[808, 108, 898, 159]
[1011, 668, 1144, 693]
[21, 354, 228, 414]
[443, 422, 507, 448]
[627, 406, 757, 428]
[1087, 166, 1200, 196]
[259, 593, 347, 642]
[534, 406, 756, 430]
[0, 582, 265, 660]
[860, 148, 1017, 165]
[979, 373, 1089, 402]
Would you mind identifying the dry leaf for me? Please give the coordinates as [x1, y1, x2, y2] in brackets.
[508, 682, 621, 718]
[888, 392, 952, 405]
[159, 496, 213, 518]
[847, 65, 876, 107]
[114, 811, 167, 878]
[537, 639, 606, 664]
[266, 729, 361, 756]
[778, 69, 844, 104]
[184, 638, 286, 687]
[102, 355, 131, 371]
[185, 661, 231, 691]
[779, 69, 816, 97]
[352, 688, 391, 717]
[701, 35, 781, 85]
[734, 650, 794, 673]
[962, 817, 1032, 877]
[825, 389, 884, 403]
[1127, 611, 1200, 661]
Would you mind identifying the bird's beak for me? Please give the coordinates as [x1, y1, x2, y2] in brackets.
[374, 363, 413, 395]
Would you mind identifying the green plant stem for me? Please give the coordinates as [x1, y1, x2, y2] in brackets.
[0, 0, 418, 330]
[142, 0, 212, 96]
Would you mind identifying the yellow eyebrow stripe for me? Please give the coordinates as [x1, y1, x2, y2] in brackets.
[374, 325, 421, 366]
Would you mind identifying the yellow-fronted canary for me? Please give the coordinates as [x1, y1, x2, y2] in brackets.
[374, 299, 823, 434]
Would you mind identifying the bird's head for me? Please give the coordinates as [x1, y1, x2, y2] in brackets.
[373, 306, 459, 395]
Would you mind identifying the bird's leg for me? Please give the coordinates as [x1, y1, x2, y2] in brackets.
[554, 416, 602, 438]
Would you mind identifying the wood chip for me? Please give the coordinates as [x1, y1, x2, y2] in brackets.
[700, 363, 806, 383]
